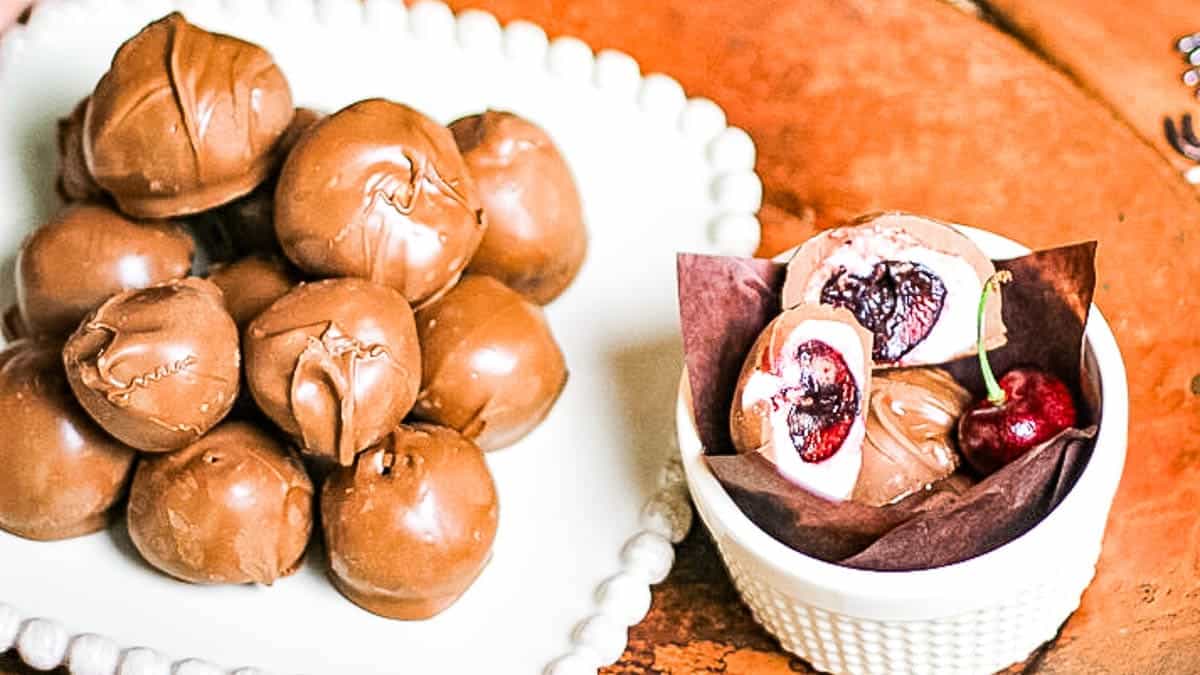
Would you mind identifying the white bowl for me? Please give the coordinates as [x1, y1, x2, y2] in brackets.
[675, 226, 1128, 675]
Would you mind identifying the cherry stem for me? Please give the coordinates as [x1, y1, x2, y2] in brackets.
[977, 270, 1012, 406]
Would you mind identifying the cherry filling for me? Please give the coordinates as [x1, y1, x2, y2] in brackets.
[775, 340, 860, 463]
[819, 260, 946, 362]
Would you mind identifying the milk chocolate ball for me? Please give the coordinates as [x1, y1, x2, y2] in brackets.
[275, 99, 485, 306]
[450, 111, 587, 304]
[17, 203, 194, 337]
[0, 340, 136, 541]
[128, 421, 313, 584]
[84, 13, 294, 218]
[62, 278, 240, 452]
[412, 275, 566, 450]
[56, 97, 105, 202]
[322, 423, 498, 619]
[244, 278, 422, 466]
[206, 255, 297, 327]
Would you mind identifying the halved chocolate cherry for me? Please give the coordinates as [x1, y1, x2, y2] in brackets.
[782, 213, 1005, 369]
[820, 260, 946, 362]
[730, 304, 872, 501]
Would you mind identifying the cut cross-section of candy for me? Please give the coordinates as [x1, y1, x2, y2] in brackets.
[729, 304, 872, 501]
[782, 212, 1005, 368]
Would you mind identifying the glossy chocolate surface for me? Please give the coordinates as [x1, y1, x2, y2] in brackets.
[322, 423, 498, 619]
[127, 420, 313, 584]
[852, 367, 971, 506]
[0, 339, 136, 541]
[56, 97, 105, 202]
[206, 255, 297, 327]
[17, 203, 194, 337]
[84, 13, 294, 218]
[412, 275, 567, 451]
[3, 305, 29, 343]
[451, 110, 587, 304]
[244, 278, 421, 466]
[62, 277, 240, 452]
[275, 99, 484, 306]
[203, 107, 326, 259]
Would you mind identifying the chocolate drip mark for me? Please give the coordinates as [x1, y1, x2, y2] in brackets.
[337, 149, 478, 288]
[288, 321, 400, 465]
[164, 14, 204, 182]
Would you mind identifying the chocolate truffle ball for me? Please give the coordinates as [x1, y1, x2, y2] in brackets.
[851, 367, 971, 506]
[244, 278, 422, 466]
[62, 277, 240, 452]
[412, 275, 567, 451]
[127, 421, 313, 585]
[0, 340, 136, 541]
[56, 97, 105, 202]
[17, 203, 195, 337]
[450, 110, 587, 304]
[84, 13, 294, 218]
[322, 423, 498, 619]
[275, 99, 485, 306]
[206, 255, 297, 327]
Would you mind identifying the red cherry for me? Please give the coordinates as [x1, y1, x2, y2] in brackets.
[957, 366, 1077, 475]
[955, 271, 1077, 476]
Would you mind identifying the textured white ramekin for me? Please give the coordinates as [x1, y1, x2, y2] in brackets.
[676, 227, 1128, 675]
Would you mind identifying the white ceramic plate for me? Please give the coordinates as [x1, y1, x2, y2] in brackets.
[0, 1, 764, 674]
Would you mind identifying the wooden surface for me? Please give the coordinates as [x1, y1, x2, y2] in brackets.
[5, 0, 1200, 673]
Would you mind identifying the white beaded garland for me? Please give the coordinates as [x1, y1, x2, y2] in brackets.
[67, 634, 122, 675]
[571, 614, 628, 666]
[596, 573, 653, 626]
[17, 618, 69, 671]
[621, 531, 676, 584]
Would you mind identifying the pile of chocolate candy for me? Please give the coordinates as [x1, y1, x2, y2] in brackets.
[0, 12, 586, 620]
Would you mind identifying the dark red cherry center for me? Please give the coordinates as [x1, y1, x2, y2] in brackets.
[820, 260, 947, 362]
[776, 340, 860, 463]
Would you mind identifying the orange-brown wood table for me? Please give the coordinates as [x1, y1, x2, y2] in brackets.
[4, 1, 1200, 673]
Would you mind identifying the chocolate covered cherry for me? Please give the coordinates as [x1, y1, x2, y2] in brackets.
[783, 213, 1004, 367]
[450, 110, 587, 304]
[17, 203, 194, 337]
[275, 99, 485, 307]
[0, 340, 136, 541]
[730, 304, 872, 501]
[62, 277, 240, 453]
[411, 275, 567, 451]
[84, 13, 294, 218]
[322, 423, 498, 619]
[128, 421, 313, 584]
[244, 278, 422, 466]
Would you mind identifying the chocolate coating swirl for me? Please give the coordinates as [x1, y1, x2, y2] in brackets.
[62, 277, 240, 452]
[244, 278, 422, 466]
[275, 99, 484, 306]
[851, 367, 971, 506]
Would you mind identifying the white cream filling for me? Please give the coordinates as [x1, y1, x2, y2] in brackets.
[741, 319, 865, 501]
